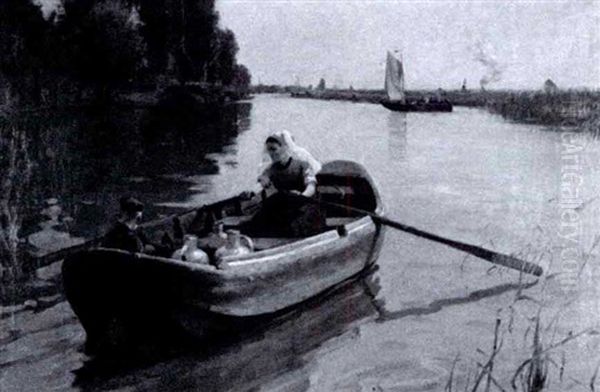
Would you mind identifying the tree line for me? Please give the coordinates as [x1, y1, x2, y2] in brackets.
[0, 0, 251, 106]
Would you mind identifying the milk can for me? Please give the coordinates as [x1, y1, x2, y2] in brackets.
[214, 230, 254, 268]
[205, 222, 228, 250]
[172, 234, 209, 264]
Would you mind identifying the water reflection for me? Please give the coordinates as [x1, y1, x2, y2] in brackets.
[26, 198, 85, 258]
[18, 101, 252, 241]
[387, 112, 407, 162]
[376, 280, 538, 322]
[72, 269, 381, 391]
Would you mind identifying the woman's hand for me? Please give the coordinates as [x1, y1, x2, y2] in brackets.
[258, 174, 272, 188]
[301, 183, 316, 198]
[238, 191, 255, 200]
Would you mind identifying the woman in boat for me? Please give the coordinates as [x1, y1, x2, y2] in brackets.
[242, 132, 325, 237]
[279, 130, 322, 175]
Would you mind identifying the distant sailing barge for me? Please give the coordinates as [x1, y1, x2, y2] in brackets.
[380, 51, 452, 112]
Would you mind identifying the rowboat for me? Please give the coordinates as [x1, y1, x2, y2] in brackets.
[62, 160, 385, 351]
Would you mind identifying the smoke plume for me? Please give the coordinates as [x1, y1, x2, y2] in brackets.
[473, 40, 504, 89]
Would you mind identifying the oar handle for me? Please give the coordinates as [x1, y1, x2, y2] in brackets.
[25, 195, 243, 270]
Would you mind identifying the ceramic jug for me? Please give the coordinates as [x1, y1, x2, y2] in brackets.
[214, 230, 254, 263]
[205, 222, 228, 250]
[172, 234, 209, 264]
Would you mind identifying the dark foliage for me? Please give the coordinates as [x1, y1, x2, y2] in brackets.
[0, 0, 51, 105]
[60, 0, 146, 101]
[0, 0, 251, 107]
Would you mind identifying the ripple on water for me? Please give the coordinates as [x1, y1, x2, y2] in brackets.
[326, 358, 446, 392]
[5, 96, 600, 391]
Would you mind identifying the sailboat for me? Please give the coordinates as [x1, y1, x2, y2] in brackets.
[380, 51, 452, 112]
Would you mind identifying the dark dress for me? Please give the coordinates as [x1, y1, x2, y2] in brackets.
[244, 157, 325, 237]
[102, 222, 149, 253]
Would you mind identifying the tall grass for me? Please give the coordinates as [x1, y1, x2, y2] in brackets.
[483, 90, 600, 126]
[0, 120, 32, 279]
[444, 257, 599, 392]
[445, 311, 596, 391]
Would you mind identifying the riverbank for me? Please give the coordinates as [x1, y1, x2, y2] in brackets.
[0, 91, 253, 283]
[0, 83, 251, 116]
[291, 89, 600, 128]
[118, 83, 251, 108]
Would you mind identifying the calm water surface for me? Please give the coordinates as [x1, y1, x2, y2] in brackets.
[2, 95, 600, 391]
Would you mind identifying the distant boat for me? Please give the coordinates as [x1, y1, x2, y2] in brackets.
[381, 51, 452, 112]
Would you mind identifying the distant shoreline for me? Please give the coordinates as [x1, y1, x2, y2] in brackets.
[285, 88, 600, 129]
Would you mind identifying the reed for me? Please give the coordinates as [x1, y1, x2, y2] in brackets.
[446, 268, 598, 392]
[0, 119, 32, 279]
[483, 90, 600, 126]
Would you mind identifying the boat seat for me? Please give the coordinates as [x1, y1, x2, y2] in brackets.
[317, 185, 354, 198]
[325, 217, 358, 227]
[217, 215, 253, 228]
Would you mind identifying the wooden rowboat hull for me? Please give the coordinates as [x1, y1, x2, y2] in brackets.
[62, 161, 385, 350]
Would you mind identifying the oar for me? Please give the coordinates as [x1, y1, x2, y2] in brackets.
[23, 195, 243, 270]
[293, 194, 543, 277]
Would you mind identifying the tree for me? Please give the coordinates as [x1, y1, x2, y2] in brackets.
[206, 28, 238, 85]
[232, 64, 251, 90]
[0, 0, 50, 105]
[137, 0, 170, 77]
[137, 0, 218, 84]
[182, 0, 218, 82]
[59, 0, 146, 101]
[317, 78, 326, 90]
[0, 0, 251, 104]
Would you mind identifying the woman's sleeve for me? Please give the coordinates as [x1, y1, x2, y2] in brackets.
[296, 148, 322, 175]
[302, 161, 317, 186]
[258, 166, 271, 187]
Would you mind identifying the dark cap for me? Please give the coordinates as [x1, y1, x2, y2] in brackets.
[119, 196, 144, 214]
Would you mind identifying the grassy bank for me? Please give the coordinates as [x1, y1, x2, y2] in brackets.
[118, 83, 251, 108]
[290, 88, 600, 128]
[0, 82, 251, 114]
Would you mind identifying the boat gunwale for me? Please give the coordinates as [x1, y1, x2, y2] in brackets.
[87, 212, 379, 280]
[225, 214, 376, 264]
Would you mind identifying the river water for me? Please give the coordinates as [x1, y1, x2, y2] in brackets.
[2, 95, 600, 391]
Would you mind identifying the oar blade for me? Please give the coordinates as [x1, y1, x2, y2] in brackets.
[490, 254, 544, 277]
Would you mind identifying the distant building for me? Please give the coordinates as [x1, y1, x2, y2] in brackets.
[544, 79, 558, 94]
[461, 79, 467, 92]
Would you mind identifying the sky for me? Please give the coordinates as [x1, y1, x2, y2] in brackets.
[34, 0, 599, 90]
[216, 0, 600, 90]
